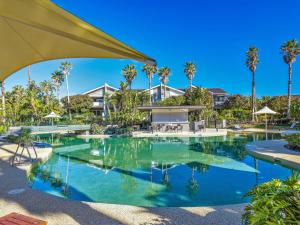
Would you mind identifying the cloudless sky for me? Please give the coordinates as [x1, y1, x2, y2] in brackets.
[5, 0, 300, 97]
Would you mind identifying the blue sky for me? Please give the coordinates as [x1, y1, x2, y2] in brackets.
[6, 0, 300, 97]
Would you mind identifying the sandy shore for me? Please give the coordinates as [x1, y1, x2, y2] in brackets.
[246, 139, 300, 170]
[0, 140, 244, 225]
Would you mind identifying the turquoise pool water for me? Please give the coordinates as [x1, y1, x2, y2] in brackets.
[30, 133, 296, 207]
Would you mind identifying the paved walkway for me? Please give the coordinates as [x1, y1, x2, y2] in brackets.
[246, 140, 300, 170]
[0, 141, 244, 225]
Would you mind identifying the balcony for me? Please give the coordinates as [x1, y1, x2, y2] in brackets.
[92, 102, 104, 108]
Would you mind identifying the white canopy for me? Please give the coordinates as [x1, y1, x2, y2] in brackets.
[254, 106, 277, 115]
[44, 112, 61, 118]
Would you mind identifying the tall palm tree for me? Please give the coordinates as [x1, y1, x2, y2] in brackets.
[158, 67, 171, 100]
[142, 64, 158, 105]
[246, 47, 259, 122]
[280, 39, 300, 119]
[28, 65, 32, 86]
[122, 64, 137, 90]
[0, 80, 5, 123]
[184, 62, 196, 90]
[59, 61, 72, 119]
[51, 70, 65, 101]
[40, 80, 54, 107]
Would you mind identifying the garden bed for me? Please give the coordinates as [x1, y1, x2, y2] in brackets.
[284, 134, 300, 152]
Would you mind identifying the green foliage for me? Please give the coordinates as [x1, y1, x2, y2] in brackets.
[157, 87, 213, 121]
[104, 126, 134, 136]
[184, 62, 196, 88]
[224, 94, 251, 110]
[106, 84, 150, 126]
[285, 134, 300, 149]
[122, 64, 137, 89]
[142, 64, 157, 80]
[61, 94, 93, 115]
[291, 99, 300, 121]
[246, 47, 259, 73]
[5, 81, 63, 126]
[243, 174, 300, 225]
[90, 123, 104, 135]
[0, 125, 7, 134]
[156, 96, 186, 106]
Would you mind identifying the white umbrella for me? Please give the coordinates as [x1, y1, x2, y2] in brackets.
[44, 112, 61, 126]
[254, 106, 278, 131]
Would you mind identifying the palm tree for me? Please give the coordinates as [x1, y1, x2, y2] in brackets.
[122, 64, 137, 90]
[246, 47, 259, 122]
[142, 64, 157, 105]
[184, 62, 196, 90]
[0, 80, 5, 123]
[280, 39, 300, 119]
[51, 70, 65, 101]
[59, 61, 72, 119]
[158, 67, 171, 100]
[40, 80, 54, 108]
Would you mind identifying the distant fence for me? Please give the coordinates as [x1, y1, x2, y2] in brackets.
[9, 125, 91, 134]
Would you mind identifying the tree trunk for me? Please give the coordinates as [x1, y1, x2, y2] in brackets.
[190, 78, 192, 90]
[252, 71, 257, 122]
[65, 74, 72, 120]
[149, 76, 152, 105]
[57, 86, 60, 102]
[164, 83, 166, 100]
[28, 65, 31, 86]
[1, 81, 5, 123]
[287, 63, 292, 119]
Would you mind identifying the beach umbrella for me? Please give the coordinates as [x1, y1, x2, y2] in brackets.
[44, 111, 61, 126]
[254, 106, 278, 131]
[0, 0, 155, 81]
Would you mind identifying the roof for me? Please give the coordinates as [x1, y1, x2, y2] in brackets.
[144, 84, 185, 94]
[83, 83, 118, 95]
[138, 105, 205, 112]
[207, 88, 228, 95]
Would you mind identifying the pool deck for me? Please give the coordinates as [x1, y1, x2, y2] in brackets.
[246, 139, 300, 170]
[0, 141, 244, 225]
[77, 128, 228, 139]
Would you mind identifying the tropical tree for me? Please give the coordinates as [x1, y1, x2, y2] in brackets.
[158, 67, 171, 100]
[0, 80, 5, 123]
[51, 70, 64, 101]
[246, 47, 259, 122]
[40, 80, 54, 107]
[122, 64, 137, 90]
[59, 61, 72, 119]
[142, 64, 157, 105]
[184, 62, 196, 90]
[280, 39, 300, 119]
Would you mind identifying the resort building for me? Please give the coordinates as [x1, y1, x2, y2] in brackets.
[83, 83, 229, 116]
[83, 83, 118, 116]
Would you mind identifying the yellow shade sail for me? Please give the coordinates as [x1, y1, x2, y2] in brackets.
[0, 0, 156, 81]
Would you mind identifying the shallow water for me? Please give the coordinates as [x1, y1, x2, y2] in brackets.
[30, 133, 296, 207]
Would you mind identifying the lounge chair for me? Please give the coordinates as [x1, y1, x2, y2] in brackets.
[0, 212, 47, 225]
[289, 121, 299, 130]
[232, 124, 243, 130]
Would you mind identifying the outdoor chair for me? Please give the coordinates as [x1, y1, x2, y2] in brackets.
[11, 129, 38, 166]
[177, 124, 183, 132]
[0, 212, 47, 225]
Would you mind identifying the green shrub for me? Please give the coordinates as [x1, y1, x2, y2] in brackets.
[90, 123, 104, 135]
[243, 174, 300, 225]
[104, 126, 133, 136]
[285, 134, 300, 149]
[0, 125, 7, 134]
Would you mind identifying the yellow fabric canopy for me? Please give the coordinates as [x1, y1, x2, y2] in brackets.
[0, 0, 155, 81]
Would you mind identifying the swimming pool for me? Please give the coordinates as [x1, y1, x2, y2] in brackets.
[30, 133, 296, 207]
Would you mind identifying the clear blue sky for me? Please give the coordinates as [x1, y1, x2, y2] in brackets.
[6, 0, 300, 97]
